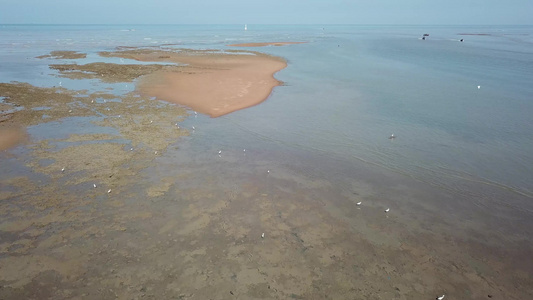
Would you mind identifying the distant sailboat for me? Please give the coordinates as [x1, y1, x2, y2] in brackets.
[244, 24, 247, 31]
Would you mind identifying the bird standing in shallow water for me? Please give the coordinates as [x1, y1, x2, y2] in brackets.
[436, 295, 445, 300]
[385, 208, 390, 213]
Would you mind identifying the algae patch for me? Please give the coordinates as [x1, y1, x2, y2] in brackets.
[36, 50, 87, 60]
[50, 63, 179, 83]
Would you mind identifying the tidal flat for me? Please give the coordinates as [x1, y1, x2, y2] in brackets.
[1, 46, 532, 300]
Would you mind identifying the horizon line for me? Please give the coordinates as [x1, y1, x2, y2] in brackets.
[1, 23, 532, 26]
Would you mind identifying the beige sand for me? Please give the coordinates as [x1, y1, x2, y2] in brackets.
[100, 49, 288, 118]
[227, 42, 307, 47]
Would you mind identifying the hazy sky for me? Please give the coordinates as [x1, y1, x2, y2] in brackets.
[1, 0, 531, 25]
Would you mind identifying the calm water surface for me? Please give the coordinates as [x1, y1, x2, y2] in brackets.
[2, 23, 533, 238]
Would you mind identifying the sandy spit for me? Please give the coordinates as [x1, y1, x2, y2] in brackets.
[101, 49, 288, 117]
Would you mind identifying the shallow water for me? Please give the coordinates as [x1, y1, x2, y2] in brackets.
[1, 24, 532, 299]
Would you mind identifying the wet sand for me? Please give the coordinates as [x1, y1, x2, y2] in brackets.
[1, 48, 532, 300]
[100, 49, 288, 117]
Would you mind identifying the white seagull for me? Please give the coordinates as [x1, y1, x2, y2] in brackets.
[61, 167, 65, 172]
[107, 189, 111, 193]
[192, 126, 195, 130]
[477, 85, 481, 89]
[218, 150, 222, 154]
[389, 134, 396, 139]
[356, 201, 362, 206]
[93, 183, 97, 188]
[385, 208, 390, 213]
[437, 295, 445, 300]
[261, 233, 265, 238]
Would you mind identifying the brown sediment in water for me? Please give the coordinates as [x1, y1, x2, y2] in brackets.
[227, 42, 307, 47]
[99, 48, 288, 117]
[0, 127, 27, 151]
[0, 81, 188, 186]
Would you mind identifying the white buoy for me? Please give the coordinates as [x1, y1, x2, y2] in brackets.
[261, 233, 265, 238]
[107, 189, 111, 193]
[437, 295, 445, 300]
[356, 201, 362, 206]
[93, 183, 97, 188]
[385, 208, 390, 213]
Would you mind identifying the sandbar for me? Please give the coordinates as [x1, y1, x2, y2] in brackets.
[227, 42, 307, 47]
[101, 49, 288, 117]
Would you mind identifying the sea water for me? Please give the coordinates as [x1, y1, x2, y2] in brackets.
[2, 24, 533, 241]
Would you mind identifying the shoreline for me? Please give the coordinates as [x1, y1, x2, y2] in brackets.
[101, 49, 288, 117]
[227, 42, 307, 47]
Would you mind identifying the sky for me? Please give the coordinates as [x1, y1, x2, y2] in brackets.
[1, 0, 532, 25]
